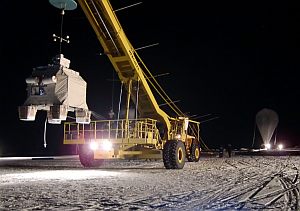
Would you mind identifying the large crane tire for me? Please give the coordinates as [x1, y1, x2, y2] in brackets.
[163, 140, 186, 169]
[187, 140, 201, 162]
[78, 144, 102, 167]
[163, 141, 172, 169]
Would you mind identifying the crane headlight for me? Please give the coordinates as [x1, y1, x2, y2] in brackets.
[175, 134, 181, 140]
[277, 144, 283, 150]
[89, 141, 99, 151]
[100, 139, 113, 151]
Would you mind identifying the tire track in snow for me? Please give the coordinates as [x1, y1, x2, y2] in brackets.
[203, 161, 299, 210]
[173, 158, 300, 210]
[1, 156, 300, 210]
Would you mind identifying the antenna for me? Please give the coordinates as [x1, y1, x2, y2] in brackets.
[114, 2, 143, 12]
[49, 0, 77, 54]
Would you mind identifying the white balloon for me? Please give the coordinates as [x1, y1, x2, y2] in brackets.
[256, 108, 279, 146]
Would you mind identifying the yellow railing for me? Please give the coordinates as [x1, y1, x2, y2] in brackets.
[64, 118, 160, 143]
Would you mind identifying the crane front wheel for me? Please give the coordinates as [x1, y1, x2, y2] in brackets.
[163, 140, 186, 169]
[79, 144, 94, 167]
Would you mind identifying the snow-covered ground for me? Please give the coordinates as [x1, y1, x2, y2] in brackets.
[0, 155, 299, 210]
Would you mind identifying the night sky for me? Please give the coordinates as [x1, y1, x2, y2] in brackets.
[1, 1, 299, 155]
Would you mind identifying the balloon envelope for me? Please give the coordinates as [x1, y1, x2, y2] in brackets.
[255, 108, 279, 145]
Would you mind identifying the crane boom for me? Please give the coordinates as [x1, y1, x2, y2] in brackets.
[18, 0, 202, 169]
[78, 0, 171, 137]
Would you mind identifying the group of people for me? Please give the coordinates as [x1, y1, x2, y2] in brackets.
[218, 144, 232, 158]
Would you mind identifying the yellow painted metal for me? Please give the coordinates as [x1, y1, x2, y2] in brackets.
[93, 148, 162, 160]
[64, 118, 163, 159]
[125, 79, 132, 139]
[64, 139, 85, 144]
[94, 149, 115, 159]
[178, 148, 184, 164]
[64, 0, 202, 163]
[77, 0, 171, 138]
[64, 118, 160, 143]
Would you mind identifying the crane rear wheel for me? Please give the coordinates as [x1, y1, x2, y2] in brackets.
[187, 140, 201, 162]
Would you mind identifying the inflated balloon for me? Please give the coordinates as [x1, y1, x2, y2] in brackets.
[256, 108, 279, 146]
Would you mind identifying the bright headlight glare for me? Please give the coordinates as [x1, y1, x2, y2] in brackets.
[265, 143, 271, 150]
[278, 144, 283, 150]
[89, 141, 98, 151]
[101, 139, 113, 151]
[175, 134, 181, 139]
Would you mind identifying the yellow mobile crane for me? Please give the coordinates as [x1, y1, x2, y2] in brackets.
[19, 0, 201, 169]
[64, 0, 202, 169]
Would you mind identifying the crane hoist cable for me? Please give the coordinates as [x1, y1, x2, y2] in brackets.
[141, 68, 181, 116]
[189, 124, 210, 150]
[135, 78, 140, 120]
[111, 66, 115, 113]
[200, 136, 210, 150]
[117, 82, 123, 121]
[133, 50, 185, 117]
[135, 52, 183, 116]
[115, 82, 123, 138]
[90, 0, 120, 56]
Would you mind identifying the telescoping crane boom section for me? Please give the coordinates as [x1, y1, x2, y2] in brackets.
[77, 0, 172, 135]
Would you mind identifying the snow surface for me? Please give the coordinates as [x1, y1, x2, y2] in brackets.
[0, 155, 299, 210]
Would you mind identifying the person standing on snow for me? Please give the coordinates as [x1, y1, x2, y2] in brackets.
[226, 144, 232, 157]
[219, 146, 224, 158]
